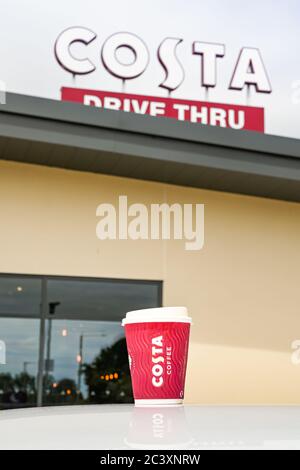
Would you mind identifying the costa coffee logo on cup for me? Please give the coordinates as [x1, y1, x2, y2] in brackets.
[152, 336, 164, 387]
[55, 28, 272, 94]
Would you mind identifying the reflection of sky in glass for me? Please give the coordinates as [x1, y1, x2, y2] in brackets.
[46, 320, 125, 399]
[0, 318, 39, 376]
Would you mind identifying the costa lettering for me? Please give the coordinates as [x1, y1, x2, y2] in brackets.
[152, 336, 164, 387]
[55, 28, 272, 94]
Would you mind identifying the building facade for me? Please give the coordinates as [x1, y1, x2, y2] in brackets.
[0, 93, 300, 407]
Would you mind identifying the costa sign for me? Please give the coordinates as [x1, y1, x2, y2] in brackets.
[55, 28, 271, 132]
[55, 28, 272, 93]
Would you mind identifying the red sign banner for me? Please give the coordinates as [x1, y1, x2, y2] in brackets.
[61, 87, 264, 132]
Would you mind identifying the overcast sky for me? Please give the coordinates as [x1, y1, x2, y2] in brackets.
[0, 0, 299, 138]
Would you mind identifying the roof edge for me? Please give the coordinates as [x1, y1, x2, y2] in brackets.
[0, 92, 299, 159]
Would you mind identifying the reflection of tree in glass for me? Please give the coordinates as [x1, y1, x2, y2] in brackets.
[83, 338, 133, 404]
[47, 377, 79, 405]
[15, 372, 36, 395]
[0, 372, 36, 409]
[0, 373, 14, 393]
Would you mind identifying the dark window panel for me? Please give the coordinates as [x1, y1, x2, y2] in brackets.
[0, 276, 41, 318]
[47, 278, 161, 321]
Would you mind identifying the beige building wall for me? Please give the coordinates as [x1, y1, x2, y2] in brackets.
[0, 159, 300, 404]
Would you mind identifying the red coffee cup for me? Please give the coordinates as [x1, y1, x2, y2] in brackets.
[122, 307, 191, 405]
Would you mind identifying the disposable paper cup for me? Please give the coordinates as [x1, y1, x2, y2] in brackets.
[122, 307, 191, 405]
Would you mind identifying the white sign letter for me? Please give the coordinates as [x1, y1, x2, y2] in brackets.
[192, 42, 225, 87]
[158, 37, 184, 92]
[55, 27, 96, 75]
[229, 48, 271, 93]
[101, 32, 149, 80]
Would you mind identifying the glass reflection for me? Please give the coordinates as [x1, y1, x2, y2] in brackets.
[0, 318, 39, 409]
[0, 275, 161, 409]
[47, 278, 160, 321]
[43, 320, 133, 405]
[0, 277, 41, 317]
[125, 405, 194, 449]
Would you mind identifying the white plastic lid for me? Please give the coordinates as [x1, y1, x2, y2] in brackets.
[122, 306, 191, 325]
